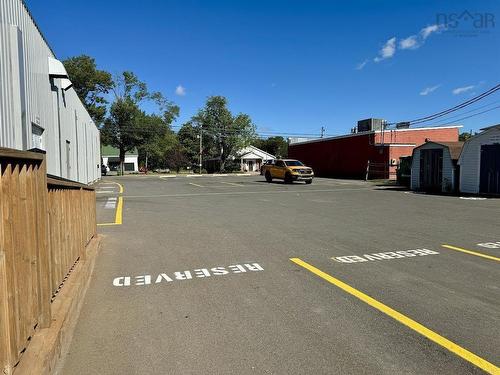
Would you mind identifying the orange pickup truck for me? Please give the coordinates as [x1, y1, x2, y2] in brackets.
[261, 159, 314, 184]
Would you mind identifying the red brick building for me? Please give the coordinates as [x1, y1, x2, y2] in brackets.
[288, 125, 460, 179]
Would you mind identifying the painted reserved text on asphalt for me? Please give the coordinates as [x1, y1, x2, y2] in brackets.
[113, 263, 264, 287]
[332, 249, 439, 264]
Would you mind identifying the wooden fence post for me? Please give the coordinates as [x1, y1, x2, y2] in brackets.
[79, 188, 86, 261]
[0, 164, 15, 374]
[35, 157, 51, 328]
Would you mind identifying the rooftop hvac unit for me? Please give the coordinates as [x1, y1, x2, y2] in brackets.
[357, 118, 385, 132]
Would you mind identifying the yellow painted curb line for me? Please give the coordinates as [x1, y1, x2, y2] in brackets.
[97, 182, 123, 226]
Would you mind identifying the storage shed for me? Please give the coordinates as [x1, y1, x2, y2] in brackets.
[410, 141, 463, 193]
[459, 124, 500, 195]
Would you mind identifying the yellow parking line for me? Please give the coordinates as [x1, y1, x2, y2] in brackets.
[442, 245, 500, 262]
[97, 181, 124, 226]
[290, 258, 499, 374]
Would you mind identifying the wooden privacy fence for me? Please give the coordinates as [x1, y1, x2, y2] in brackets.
[0, 148, 96, 373]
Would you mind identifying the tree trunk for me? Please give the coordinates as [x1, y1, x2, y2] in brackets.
[119, 147, 125, 176]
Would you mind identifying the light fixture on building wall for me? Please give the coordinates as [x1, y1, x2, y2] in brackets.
[48, 56, 73, 90]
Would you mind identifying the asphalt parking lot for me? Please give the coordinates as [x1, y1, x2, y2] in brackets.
[61, 175, 499, 374]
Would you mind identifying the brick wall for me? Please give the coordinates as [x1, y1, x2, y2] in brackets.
[288, 127, 460, 179]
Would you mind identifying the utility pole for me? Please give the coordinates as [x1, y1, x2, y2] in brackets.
[198, 126, 203, 174]
[320, 126, 325, 138]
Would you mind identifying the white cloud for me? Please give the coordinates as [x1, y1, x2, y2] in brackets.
[366, 23, 444, 67]
[420, 24, 443, 39]
[399, 35, 419, 50]
[175, 85, 186, 96]
[420, 84, 441, 96]
[452, 85, 475, 95]
[374, 37, 396, 62]
[356, 60, 368, 70]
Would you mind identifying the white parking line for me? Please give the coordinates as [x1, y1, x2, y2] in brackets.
[219, 181, 244, 187]
[188, 182, 204, 188]
[104, 197, 117, 209]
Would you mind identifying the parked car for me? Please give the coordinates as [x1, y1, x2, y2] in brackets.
[260, 159, 275, 175]
[101, 164, 109, 176]
[261, 159, 314, 184]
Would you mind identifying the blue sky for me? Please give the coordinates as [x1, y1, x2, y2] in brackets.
[27, 0, 500, 136]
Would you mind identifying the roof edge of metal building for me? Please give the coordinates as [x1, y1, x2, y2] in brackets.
[20, 0, 57, 58]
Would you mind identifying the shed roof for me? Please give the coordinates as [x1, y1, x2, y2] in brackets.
[479, 123, 500, 131]
[416, 141, 464, 160]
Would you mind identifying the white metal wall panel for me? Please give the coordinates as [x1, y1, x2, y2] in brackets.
[0, 0, 100, 184]
[459, 127, 500, 194]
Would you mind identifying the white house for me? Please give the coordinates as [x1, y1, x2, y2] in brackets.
[458, 124, 500, 195]
[236, 145, 275, 172]
[0, 0, 100, 184]
[101, 145, 139, 173]
[410, 141, 463, 193]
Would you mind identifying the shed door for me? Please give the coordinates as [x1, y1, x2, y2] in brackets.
[420, 149, 443, 191]
[480, 144, 500, 194]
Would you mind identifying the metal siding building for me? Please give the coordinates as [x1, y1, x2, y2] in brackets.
[458, 125, 500, 194]
[0, 0, 100, 184]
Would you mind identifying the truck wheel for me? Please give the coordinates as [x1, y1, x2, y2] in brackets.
[265, 171, 272, 182]
[284, 173, 293, 184]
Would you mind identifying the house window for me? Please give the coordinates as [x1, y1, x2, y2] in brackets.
[31, 124, 44, 150]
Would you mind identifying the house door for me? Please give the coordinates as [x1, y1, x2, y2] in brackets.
[248, 160, 254, 171]
[480, 144, 500, 194]
[420, 149, 443, 191]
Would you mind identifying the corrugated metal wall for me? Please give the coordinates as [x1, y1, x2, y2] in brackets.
[0, 0, 100, 184]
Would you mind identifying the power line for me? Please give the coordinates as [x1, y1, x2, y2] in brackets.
[391, 83, 500, 126]
[429, 100, 500, 125]
[425, 104, 500, 126]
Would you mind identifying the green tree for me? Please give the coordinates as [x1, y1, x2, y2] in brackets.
[177, 121, 200, 168]
[254, 136, 288, 158]
[164, 143, 189, 173]
[192, 96, 256, 172]
[459, 132, 474, 141]
[101, 71, 179, 174]
[62, 55, 113, 125]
